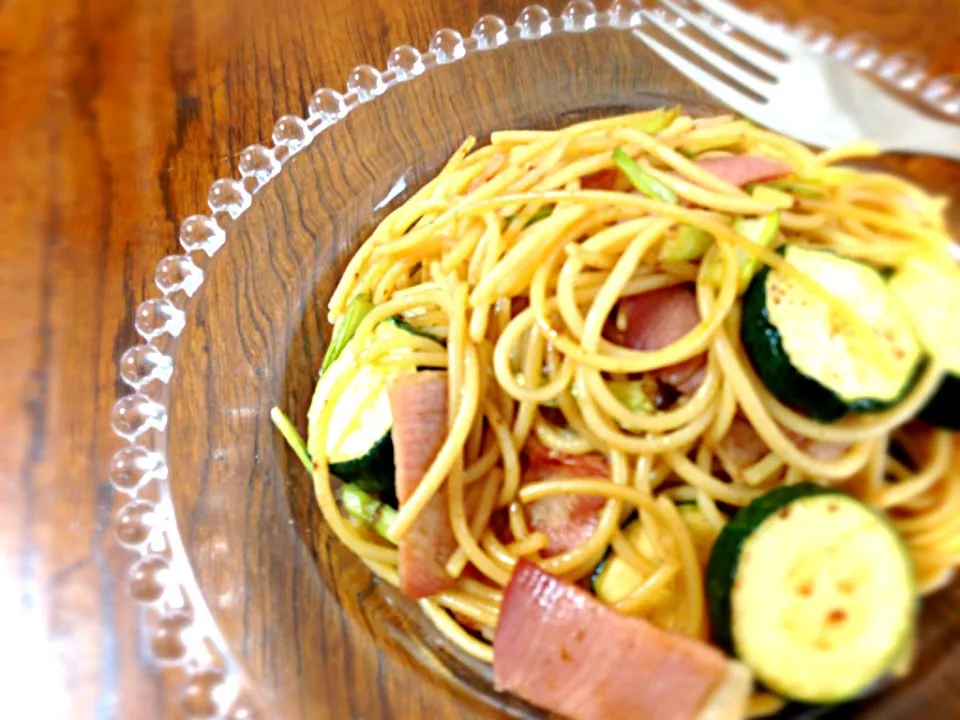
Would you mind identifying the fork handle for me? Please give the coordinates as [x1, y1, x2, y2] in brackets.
[883, 114, 960, 161]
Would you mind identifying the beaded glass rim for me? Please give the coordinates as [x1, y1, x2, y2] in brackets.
[108, 1, 960, 716]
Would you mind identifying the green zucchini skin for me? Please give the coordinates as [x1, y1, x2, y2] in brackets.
[919, 373, 960, 430]
[389, 316, 446, 345]
[590, 553, 612, 596]
[740, 262, 918, 422]
[706, 483, 832, 655]
[741, 267, 848, 422]
[590, 515, 633, 596]
[329, 431, 395, 493]
[590, 513, 641, 599]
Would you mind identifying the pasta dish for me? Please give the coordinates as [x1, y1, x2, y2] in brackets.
[272, 108, 960, 719]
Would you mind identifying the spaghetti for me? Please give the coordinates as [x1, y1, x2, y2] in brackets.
[302, 108, 959, 718]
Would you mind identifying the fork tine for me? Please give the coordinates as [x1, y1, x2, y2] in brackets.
[657, 0, 783, 74]
[643, 10, 772, 98]
[632, 28, 766, 117]
[690, 0, 805, 57]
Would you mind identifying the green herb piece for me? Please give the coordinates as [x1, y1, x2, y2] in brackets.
[322, 293, 374, 373]
[635, 106, 681, 135]
[613, 147, 678, 204]
[732, 211, 781, 290]
[766, 180, 829, 200]
[339, 484, 398, 539]
[661, 225, 714, 262]
[504, 204, 555, 230]
[679, 135, 742, 158]
[607, 379, 656, 414]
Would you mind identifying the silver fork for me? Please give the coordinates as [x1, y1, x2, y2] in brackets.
[635, 0, 960, 160]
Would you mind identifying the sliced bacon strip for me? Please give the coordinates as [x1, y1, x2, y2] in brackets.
[493, 560, 752, 720]
[717, 416, 849, 482]
[695, 155, 791, 188]
[785, 429, 850, 461]
[612, 285, 707, 395]
[580, 168, 620, 190]
[661, 358, 708, 396]
[716, 416, 769, 472]
[388, 371, 456, 599]
[523, 441, 609, 557]
[527, 493, 606, 557]
[524, 439, 609, 479]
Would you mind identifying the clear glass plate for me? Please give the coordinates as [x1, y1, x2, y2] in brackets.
[110, 2, 960, 717]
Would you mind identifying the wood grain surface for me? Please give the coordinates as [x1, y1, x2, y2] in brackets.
[2, 1, 959, 718]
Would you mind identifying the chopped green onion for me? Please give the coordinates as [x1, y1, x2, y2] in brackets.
[735, 211, 781, 290]
[322, 293, 374, 373]
[703, 211, 781, 292]
[613, 147, 678, 204]
[660, 225, 714, 262]
[504, 204, 555, 230]
[766, 179, 829, 200]
[270, 406, 398, 540]
[339, 484, 398, 539]
[679, 135, 743, 158]
[634, 106, 681, 135]
[607, 379, 656, 414]
[270, 407, 313, 470]
[524, 205, 555, 227]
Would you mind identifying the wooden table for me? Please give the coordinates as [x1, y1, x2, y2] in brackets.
[3, 0, 959, 717]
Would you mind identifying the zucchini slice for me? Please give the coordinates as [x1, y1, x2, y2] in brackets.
[741, 246, 922, 421]
[270, 407, 398, 539]
[592, 519, 653, 604]
[307, 320, 440, 492]
[593, 508, 721, 602]
[889, 256, 960, 429]
[706, 484, 916, 705]
[677, 504, 721, 568]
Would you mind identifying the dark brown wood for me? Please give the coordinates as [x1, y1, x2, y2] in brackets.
[2, 0, 959, 718]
